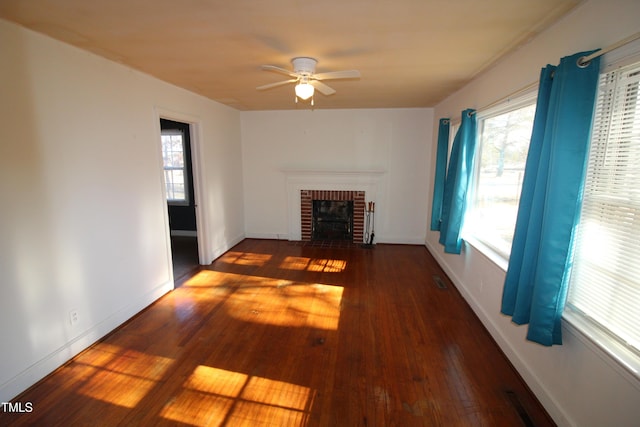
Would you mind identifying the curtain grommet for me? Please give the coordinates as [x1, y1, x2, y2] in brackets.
[577, 56, 591, 68]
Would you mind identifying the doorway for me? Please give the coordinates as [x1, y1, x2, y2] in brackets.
[160, 118, 199, 282]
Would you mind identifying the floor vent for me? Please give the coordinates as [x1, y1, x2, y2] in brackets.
[504, 390, 535, 427]
[432, 275, 447, 289]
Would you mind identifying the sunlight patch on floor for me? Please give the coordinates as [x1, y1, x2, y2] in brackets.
[219, 251, 273, 267]
[181, 269, 238, 289]
[227, 278, 344, 330]
[161, 365, 314, 426]
[76, 344, 174, 408]
[280, 256, 347, 272]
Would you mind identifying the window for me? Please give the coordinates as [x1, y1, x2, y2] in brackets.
[465, 93, 537, 259]
[161, 129, 188, 204]
[566, 59, 640, 360]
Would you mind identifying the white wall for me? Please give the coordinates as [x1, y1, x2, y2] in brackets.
[0, 19, 244, 401]
[241, 108, 433, 244]
[426, 1, 640, 426]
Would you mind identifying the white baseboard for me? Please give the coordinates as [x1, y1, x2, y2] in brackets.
[243, 232, 426, 245]
[375, 235, 427, 245]
[244, 232, 290, 240]
[423, 240, 571, 427]
[0, 280, 173, 402]
[207, 233, 246, 263]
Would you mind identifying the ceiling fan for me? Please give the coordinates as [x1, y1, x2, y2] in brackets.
[256, 57, 361, 105]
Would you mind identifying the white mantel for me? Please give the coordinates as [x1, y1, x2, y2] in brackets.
[283, 169, 385, 241]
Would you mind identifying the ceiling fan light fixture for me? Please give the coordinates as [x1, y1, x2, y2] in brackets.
[295, 82, 314, 100]
[257, 56, 359, 104]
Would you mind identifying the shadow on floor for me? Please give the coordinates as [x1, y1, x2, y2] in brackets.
[170, 235, 200, 284]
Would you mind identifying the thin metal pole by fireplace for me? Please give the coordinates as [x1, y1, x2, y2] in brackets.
[362, 201, 375, 248]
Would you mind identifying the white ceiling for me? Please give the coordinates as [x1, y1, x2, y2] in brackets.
[0, 0, 581, 111]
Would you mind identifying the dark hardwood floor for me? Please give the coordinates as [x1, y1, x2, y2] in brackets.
[170, 235, 200, 282]
[1, 239, 555, 426]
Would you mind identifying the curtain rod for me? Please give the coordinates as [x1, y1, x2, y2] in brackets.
[475, 32, 640, 115]
[578, 32, 640, 66]
[456, 32, 640, 120]
[472, 81, 538, 115]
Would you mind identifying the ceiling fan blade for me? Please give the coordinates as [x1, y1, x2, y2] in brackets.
[261, 65, 298, 78]
[312, 70, 361, 80]
[256, 79, 297, 90]
[310, 80, 336, 96]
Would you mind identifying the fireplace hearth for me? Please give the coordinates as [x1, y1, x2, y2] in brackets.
[312, 200, 354, 241]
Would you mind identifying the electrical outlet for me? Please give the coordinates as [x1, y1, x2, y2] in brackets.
[69, 310, 79, 326]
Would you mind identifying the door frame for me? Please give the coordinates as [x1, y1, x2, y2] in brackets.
[154, 107, 209, 266]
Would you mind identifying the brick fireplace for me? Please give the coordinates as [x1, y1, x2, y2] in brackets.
[301, 190, 365, 242]
[283, 169, 384, 242]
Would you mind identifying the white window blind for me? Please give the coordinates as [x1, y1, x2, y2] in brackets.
[567, 60, 640, 355]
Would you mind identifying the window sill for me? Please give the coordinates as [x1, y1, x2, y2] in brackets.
[563, 309, 640, 389]
[464, 236, 640, 387]
[463, 235, 509, 272]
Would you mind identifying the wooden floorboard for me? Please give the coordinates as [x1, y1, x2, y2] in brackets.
[1, 239, 555, 426]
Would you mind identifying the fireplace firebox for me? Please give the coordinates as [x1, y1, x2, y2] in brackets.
[312, 200, 354, 241]
[300, 190, 365, 243]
